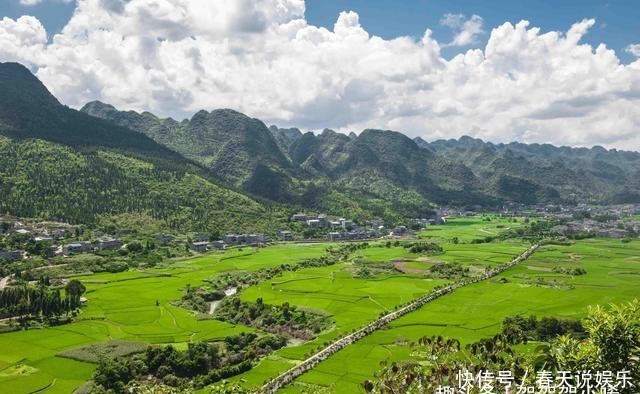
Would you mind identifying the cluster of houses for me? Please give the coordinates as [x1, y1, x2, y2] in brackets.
[186, 215, 438, 248]
[551, 219, 639, 239]
[500, 202, 640, 218]
[0, 210, 452, 262]
[62, 237, 123, 255]
[276, 231, 293, 241]
[499, 203, 640, 239]
[435, 208, 478, 218]
[291, 212, 447, 241]
[6, 203, 637, 263]
[0, 218, 77, 239]
[292, 213, 357, 231]
[292, 213, 387, 241]
[0, 220, 74, 240]
[328, 229, 379, 242]
[190, 233, 270, 252]
[390, 225, 409, 236]
[0, 216, 128, 262]
[184, 214, 403, 251]
[534, 204, 640, 239]
[408, 216, 446, 227]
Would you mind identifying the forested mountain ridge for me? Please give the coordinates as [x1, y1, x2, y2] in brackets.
[82, 101, 296, 202]
[83, 98, 640, 209]
[2, 59, 635, 233]
[291, 128, 493, 211]
[0, 63, 183, 163]
[422, 136, 640, 204]
[0, 62, 287, 233]
[82, 103, 444, 219]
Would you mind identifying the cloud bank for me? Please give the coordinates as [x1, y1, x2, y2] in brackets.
[1, 0, 639, 149]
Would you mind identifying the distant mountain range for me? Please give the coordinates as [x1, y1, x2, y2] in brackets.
[0, 62, 638, 232]
[83, 98, 640, 211]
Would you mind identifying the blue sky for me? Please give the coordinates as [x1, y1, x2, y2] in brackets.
[2, 0, 638, 63]
[1, 1, 75, 37]
[304, 0, 639, 63]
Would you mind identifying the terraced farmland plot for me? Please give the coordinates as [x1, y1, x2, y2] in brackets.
[281, 239, 640, 393]
[0, 243, 328, 394]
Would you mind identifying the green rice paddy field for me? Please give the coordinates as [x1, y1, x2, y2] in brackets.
[231, 240, 531, 388]
[279, 238, 640, 393]
[0, 244, 329, 393]
[0, 217, 638, 393]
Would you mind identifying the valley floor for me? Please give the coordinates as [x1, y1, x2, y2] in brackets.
[0, 217, 638, 394]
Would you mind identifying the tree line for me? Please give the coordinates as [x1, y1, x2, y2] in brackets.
[92, 332, 286, 393]
[0, 279, 86, 323]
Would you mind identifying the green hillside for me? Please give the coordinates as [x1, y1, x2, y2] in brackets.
[82, 101, 296, 202]
[0, 62, 285, 233]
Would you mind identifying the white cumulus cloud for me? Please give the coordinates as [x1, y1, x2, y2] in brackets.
[440, 13, 484, 47]
[0, 15, 47, 64]
[0, 0, 639, 150]
[627, 44, 640, 58]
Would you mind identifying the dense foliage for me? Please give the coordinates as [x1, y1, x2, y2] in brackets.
[428, 262, 470, 279]
[214, 297, 332, 340]
[0, 138, 287, 233]
[552, 266, 587, 276]
[92, 333, 286, 393]
[403, 241, 443, 254]
[501, 314, 585, 343]
[177, 284, 225, 314]
[0, 279, 86, 323]
[352, 262, 400, 278]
